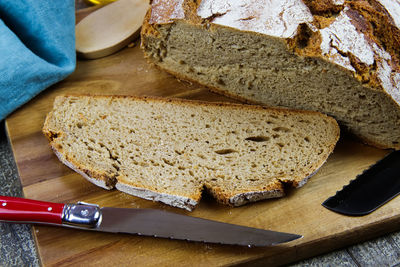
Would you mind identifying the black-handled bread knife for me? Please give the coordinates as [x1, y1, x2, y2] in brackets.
[323, 150, 400, 216]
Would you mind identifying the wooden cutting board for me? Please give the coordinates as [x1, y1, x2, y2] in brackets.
[5, 30, 399, 266]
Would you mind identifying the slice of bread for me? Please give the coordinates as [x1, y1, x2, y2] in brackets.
[43, 95, 339, 211]
[141, 0, 400, 150]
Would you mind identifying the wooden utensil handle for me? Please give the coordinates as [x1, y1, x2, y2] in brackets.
[0, 196, 64, 224]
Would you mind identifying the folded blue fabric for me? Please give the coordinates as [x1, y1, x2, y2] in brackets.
[0, 0, 76, 120]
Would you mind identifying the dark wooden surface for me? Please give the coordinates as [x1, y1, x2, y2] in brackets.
[2, 114, 399, 267]
[4, 18, 400, 267]
[1, 1, 400, 266]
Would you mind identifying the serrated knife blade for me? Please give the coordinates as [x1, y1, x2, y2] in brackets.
[0, 196, 301, 247]
[322, 150, 400, 216]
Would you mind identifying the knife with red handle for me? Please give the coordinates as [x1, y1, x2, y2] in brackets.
[0, 196, 302, 246]
[0, 196, 100, 227]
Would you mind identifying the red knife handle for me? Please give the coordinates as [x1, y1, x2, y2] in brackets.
[0, 196, 64, 224]
[0, 196, 102, 228]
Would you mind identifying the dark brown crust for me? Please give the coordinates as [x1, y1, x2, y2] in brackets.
[302, 0, 344, 15]
[142, 0, 400, 93]
[140, 1, 400, 150]
[204, 179, 285, 206]
[348, 0, 400, 70]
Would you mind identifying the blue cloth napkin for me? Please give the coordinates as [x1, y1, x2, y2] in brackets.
[0, 0, 76, 120]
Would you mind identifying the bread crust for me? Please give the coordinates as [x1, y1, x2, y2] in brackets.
[43, 95, 339, 210]
[143, 0, 400, 95]
[141, 0, 400, 150]
[115, 182, 198, 211]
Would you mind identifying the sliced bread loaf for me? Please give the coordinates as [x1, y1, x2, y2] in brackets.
[141, 0, 400, 150]
[43, 95, 339, 211]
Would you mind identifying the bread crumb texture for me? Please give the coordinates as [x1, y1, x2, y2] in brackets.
[141, 0, 400, 150]
[43, 95, 339, 211]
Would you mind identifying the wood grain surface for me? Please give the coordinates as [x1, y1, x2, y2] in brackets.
[5, 16, 400, 266]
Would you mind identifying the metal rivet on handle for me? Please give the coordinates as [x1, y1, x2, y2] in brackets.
[2, 202, 6, 206]
[48, 207, 52, 211]
[81, 209, 89, 216]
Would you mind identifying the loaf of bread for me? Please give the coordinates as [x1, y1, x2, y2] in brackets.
[43, 95, 339, 210]
[141, 0, 400, 150]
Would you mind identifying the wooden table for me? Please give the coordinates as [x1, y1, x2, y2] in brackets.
[1, 2, 400, 266]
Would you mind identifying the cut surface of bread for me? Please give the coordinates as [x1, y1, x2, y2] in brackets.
[43, 95, 339, 211]
[141, 0, 400, 150]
